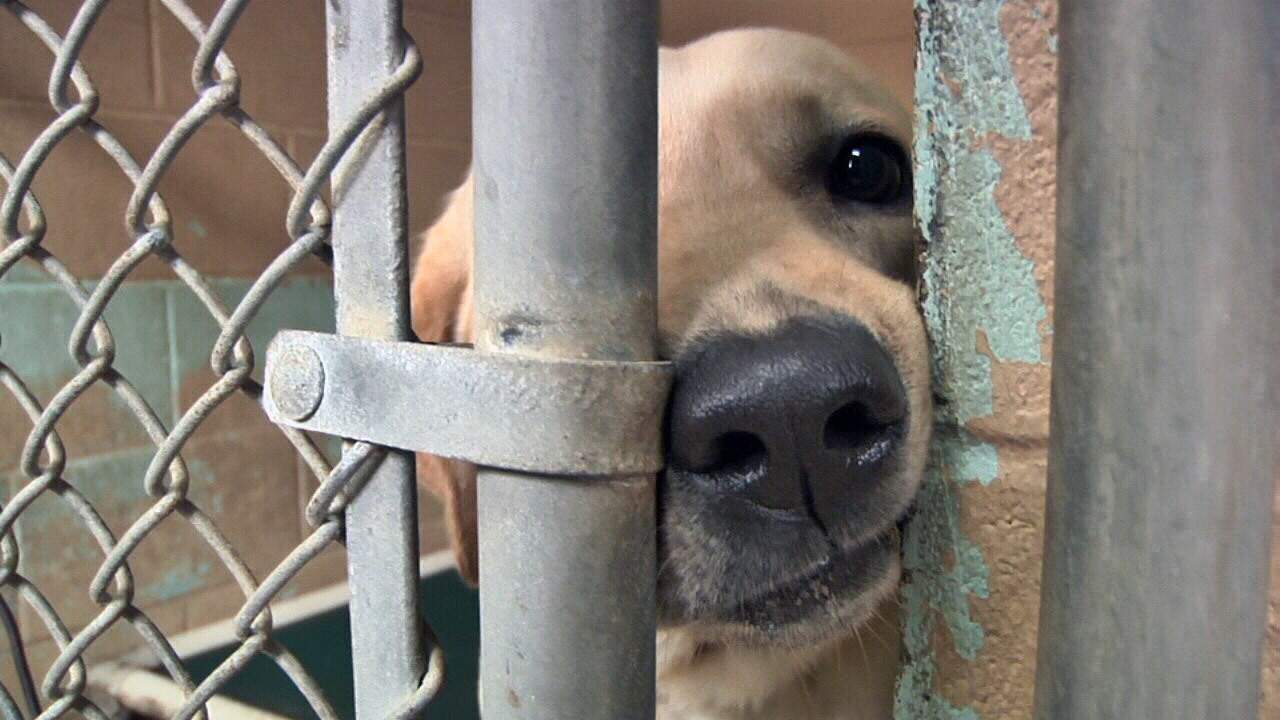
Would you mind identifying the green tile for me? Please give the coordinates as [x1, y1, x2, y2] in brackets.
[0, 281, 173, 467]
[168, 277, 335, 391]
[9, 447, 219, 621]
[0, 257, 53, 285]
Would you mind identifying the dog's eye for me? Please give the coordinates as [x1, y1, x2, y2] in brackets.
[827, 134, 910, 204]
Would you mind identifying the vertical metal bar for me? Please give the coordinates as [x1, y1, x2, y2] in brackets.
[1034, 2, 1278, 718]
[472, 2, 659, 719]
[326, 2, 425, 717]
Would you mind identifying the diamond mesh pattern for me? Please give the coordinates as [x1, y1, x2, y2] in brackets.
[0, 1, 441, 717]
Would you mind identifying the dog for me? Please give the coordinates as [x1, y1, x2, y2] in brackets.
[410, 28, 930, 720]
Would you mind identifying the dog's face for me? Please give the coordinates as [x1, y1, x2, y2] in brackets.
[411, 27, 929, 706]
[651, 29, 928, 651]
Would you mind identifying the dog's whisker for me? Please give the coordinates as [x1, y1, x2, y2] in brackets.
[852, 626, 872, 678]
[863, 608, 897, 656]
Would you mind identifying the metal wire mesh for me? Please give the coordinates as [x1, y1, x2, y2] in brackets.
[0, 1, 441, 717]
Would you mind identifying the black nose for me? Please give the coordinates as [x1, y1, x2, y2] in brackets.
[666, 316, 907, 521]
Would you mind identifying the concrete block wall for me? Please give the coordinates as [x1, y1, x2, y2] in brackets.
[903, 2, 1279, 718]
[0, 0, 469, 689]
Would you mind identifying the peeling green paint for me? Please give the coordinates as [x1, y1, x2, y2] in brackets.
[939, 428, 999, 487]
[895, 1, 1047, 718]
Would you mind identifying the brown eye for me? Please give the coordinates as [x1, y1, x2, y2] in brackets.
[827, 134, 910, 204]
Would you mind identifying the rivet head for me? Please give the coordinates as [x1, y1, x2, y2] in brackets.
[270, 344, 325, 421]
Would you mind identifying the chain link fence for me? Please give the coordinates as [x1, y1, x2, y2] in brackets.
[0, 1, 441, 717]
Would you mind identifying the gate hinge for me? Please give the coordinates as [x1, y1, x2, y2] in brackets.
[263, 330, 673, 475]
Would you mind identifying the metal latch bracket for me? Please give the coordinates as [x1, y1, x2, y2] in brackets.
[263, 330, 673, 475]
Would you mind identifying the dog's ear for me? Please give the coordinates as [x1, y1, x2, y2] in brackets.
[411, 177, 480, 585]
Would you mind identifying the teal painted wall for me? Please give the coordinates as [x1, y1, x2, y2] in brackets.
[895, 1, 1052, 717]
[0, 270, 339, 652]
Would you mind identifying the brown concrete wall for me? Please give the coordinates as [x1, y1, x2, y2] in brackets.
[0, 0, 473, 279]
[661, 0, 915, 107]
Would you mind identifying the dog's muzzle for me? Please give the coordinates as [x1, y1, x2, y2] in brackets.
[666, 315, 907, 532]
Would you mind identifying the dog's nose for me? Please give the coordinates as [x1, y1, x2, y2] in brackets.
[667, 317, 907, 516]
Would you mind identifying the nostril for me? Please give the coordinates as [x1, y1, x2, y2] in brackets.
[667, 316, 909, 510]
[823, 401, 894, 453]
[711, 431, 768, 474]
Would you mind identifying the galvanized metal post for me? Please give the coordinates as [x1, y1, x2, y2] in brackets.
[326, 2, 426, 717]
[1034, 2, 1278, 719]
[472, 1, 659, 718]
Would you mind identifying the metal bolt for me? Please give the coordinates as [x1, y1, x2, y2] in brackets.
[269, 343, 325, 421]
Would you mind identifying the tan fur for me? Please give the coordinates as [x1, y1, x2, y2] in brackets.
[656, 595, 901, 720]
[411, 29, 928, 720]
[410, 180, 479, 582]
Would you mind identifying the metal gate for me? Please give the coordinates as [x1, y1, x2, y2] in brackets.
[0, 0, 662, 718]
[1033, 2, 1276, 718]
[5, 1, 1276, 719]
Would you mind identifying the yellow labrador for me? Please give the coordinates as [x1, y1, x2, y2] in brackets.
[411, 28, 929, 720]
